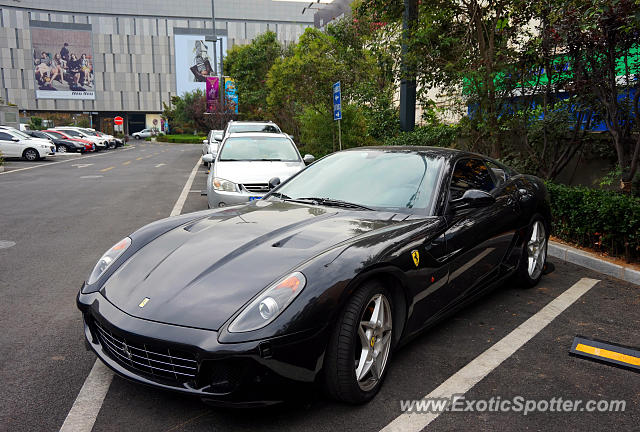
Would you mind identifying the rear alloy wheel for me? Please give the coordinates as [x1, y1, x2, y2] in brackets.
[56, 145, 67, 153]
[324, 281, 394, 403]
[23, 148, 39, 161]
[517, 216, 548, 287]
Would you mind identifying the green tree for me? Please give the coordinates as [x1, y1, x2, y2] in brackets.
[224, 31, 283, 120]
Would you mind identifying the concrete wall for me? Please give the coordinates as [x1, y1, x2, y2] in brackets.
[0, 0, 313, 113]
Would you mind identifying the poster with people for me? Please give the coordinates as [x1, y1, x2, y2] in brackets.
[174, 34, 227, 96]
[30, 26, 95, 100]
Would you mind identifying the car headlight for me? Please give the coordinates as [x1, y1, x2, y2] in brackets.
[212, 177, 238, 192]
[228, 272, 306, 332]
[87, 237, 131, 285]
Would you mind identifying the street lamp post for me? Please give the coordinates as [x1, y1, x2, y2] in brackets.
[399, 0, 418, 132]
[206, 0, 224, 111]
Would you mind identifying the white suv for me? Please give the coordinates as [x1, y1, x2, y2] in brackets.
[0, 127, 56, 161]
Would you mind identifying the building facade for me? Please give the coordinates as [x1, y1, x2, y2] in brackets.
[0, 0, 314, 132]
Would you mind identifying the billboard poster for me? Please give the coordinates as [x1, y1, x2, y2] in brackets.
[174, 34, 227, 96]
[30, 26, 95, 100]
[206, 77, 219, 112]
[224, 77, 238, 114]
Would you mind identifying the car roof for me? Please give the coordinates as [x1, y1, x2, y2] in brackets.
[343, 146, 495, 161]
[225, 132, 291, 139]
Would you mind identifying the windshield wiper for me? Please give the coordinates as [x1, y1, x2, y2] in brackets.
[269, 192, 291, 199]
[288, 197, 373, 211]
[255, 158, 285, 161]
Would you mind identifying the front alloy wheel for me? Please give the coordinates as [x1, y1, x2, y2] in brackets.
[24, 148, 38, 161]
[517, 215, 548, 287]
[57, 145, 67, 153]
[355, 294, 393, 391]
[324, 281, 394, 403]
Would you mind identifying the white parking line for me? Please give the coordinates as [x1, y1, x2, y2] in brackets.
[59, 361, 113, 432]
[59, 155, 202, 432]
[170, 157, 202, 216]
[0, 147, 135, 176]
[380, 277, 600, 432]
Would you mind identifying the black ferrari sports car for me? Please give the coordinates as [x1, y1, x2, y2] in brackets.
[77, 146, 550, 406]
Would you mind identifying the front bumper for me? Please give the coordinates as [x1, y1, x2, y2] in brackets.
[206, 181, 264, 208]
[77, 290, 328, 406]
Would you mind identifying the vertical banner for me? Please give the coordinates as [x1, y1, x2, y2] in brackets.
[224, 77, 238, 114]
[206, 77, 219, 112]
[30, 25, 95, 100]
[174, 34, 227, 96]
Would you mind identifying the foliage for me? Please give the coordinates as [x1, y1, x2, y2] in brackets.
[28, 116, 44, 130]
[163, 90, 235, 133]
[0, 151, 4, 166]
[552, 0, 640, 187]
[224, 32, 283, 120]
[155, 134, 206, 144]
[547, 181, 640, 262]
[384, 123, 460, 147]
[297, 104, 376, 158]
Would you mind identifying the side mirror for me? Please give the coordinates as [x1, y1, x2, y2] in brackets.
[303, 154, 315, 164]
[12, 137, 20, 142]
[449, 189, 495, 210]
[288, 134, 295, 140]
[213, 133, 223, 142]
[202, 154, 214, 164]
[202, 139, 208, 144]
[268, 177, 281, 190]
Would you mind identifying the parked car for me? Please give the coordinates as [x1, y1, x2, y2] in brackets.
[204, 132, 314, 208]
[51, 127, 108, 151]
[80, 128, 120, 149]
[43, 130, 95, 152]
[25, 130, 87, 153]
[77, 146, 550, 406]
[96, 131, 124, 147]
[202, 130, 223, 166]
[0, 127, 56, 160]
[213, 121, 282, 142]
[132, 128, 164, 140]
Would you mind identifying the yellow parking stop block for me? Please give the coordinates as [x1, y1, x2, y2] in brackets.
[570, 336, 640, 372]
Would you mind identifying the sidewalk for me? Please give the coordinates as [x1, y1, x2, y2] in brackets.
[548, 241, 640, 286]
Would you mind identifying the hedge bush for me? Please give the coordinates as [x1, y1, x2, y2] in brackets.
[384, 124, 460, 147]
[155, 134, 206, 144]
[546, 182, 640, 262]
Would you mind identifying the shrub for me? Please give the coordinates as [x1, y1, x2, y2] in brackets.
[384, 124, 460, 148]
[156, 134, 206, 144]
[546, 182, 640, 262]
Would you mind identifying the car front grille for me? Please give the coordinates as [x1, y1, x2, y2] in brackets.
[93, 319, 197, 383]
[242, 183, 269, 194]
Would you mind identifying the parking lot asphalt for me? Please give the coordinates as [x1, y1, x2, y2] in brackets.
[0, 142, 637, 432]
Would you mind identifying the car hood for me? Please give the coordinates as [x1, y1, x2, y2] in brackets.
[101, 201, 420, 331]
[214, 161, 304, 184]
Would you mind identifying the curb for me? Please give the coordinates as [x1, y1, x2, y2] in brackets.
[548, 241, 640, 286]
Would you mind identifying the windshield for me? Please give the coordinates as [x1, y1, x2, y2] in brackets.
[228, 124, 280, 134]
[59, 129, 83, 138]
[9, 129, 32, 139]
[46, 131, 65, 139]
[273, 150, 444, 212]
[219, 136, 300, 162]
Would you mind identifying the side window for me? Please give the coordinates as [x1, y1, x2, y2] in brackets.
[449, 158, 495, 200]
[485, 160, 507, 187]
[0, 132, 14, 141]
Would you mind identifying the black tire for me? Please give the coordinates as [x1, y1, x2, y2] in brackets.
[133, 134, 140, 140]
[516, 214, 548, 288]
[324, 280, 394, 404]
[23, 148, 39, 161]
